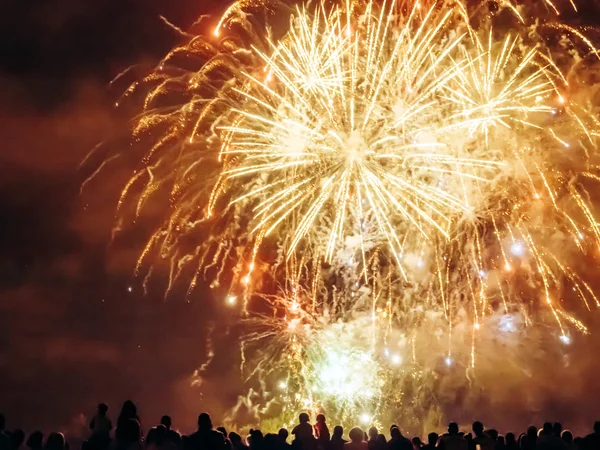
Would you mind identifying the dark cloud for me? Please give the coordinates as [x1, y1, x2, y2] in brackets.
[0, 0, 231, 435]
[0, 79, 222, 431]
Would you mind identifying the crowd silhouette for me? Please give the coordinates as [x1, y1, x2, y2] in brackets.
[1, 403, 599, 450]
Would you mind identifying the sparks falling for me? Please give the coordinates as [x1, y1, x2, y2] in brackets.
[96, 0, 600, 429]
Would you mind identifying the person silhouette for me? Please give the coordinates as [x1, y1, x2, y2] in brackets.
[376, 436, 387, 450]
[0, 415, 10, 450]
[439, 423, 467, 450]
[582, 422, 600, 450]
[368, 429, 379, 450]
[229, 433, 249, 450]
[158, 426, 170, 447]
[151, 425, 172, 450]
[160, 417, 170, 428]
[115, 418, 142, 450]
[278, 430, 291, 450]
[331, 427, 347, 450]
[293, 414, 314, 438]
[412, 437, 422, 450]
[422, 433, 437, 450]
[472, 423, 494, 450]
[26, 433, 43, 450]
[186, 413, 226, 450]
[147, 428, 158, 447]
[11, 430, 25, 450]
[387, 427, 411, 450]
[314, 415, 330, 443]
[44, 434, 66, 450]
[537, 423, 565, 450]
[116, 402, 140, 445]
[249, 429, 264, 450]
[464, 434, 472, 450]
[292, 413, 314, 450]
[160, 416, 182, 449]
[265, 434, 282, 450]
[540, 424, 553, 438]
[345, 428, 367, 450]
[552, 425, 562, 440]
[520, 427, 537, 450]
[216, 428, 232, 450]
[367, 427, 385, 450]
[90, 404, 112, 450]
[560, 431, 576, 450]
[505, 434, 517, 450]
[118, 401, 139, 424]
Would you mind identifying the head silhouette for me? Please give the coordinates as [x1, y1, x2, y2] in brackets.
[229, 433, 242, 445]
[552, 423, 562, 437]
[412, 437, 422, 449]
[349, 428, 364, 444]
[160, 416, 172, 430]
[594, 422, 600, 434]
[316, 414, 326, 424]
[561, 431, 573, 444]
[12, 429, 25, 450]
[472, 422, 484, 436]
[119, 401, 138, 424]
[299, 413, 310, 424]
[197, 413, 213, 431]
[526, 427, 537, 438]
[428, 433, 438, 446]
[541, 423, 552, 436]
[333, 427, 343, 439]
[250, 429, 264, 446]
[368, 428, 378, 440]
[146, 428, 158, 446]
[26, 432, 43, 449]
[506, 433, 516, 445]
[97, 404, 108, 416]
[487, 430, 498, 442]
[278, 429, 289, 442]
[377, 435, 387, 445]
[264, 434, 279, 450]
[391, 428, 401, 440]
[449, 423, 459, 435]
[44, 433, 65, 450]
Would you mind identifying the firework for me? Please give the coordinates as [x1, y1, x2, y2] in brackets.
[96, 0, 600, 429]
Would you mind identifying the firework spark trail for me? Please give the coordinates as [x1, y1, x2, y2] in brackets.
[94, 0, 600, 429]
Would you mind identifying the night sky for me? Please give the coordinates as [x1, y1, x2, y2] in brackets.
[0, 0, 236, 434]
[3, 0, 600, 439]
